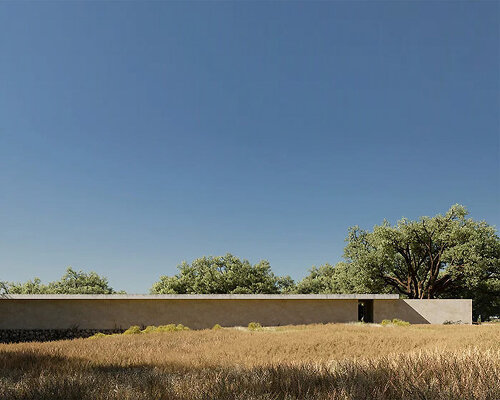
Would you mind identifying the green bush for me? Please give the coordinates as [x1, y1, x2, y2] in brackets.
[176, 324, 190, 331]
[92, 324, 190, 338]
[212, 324, 222, 330]
[381, 319, 410, 327]
[89, 332, 107, 339]
[443, 320, 463, 325]
[141, 325, 158, 334]
[391, 318, 410, 326]
[248, 322, 262, 331]
[123, 325, 142, 335]
[156, 324, 176, 332]
[156, 324, 190, 332]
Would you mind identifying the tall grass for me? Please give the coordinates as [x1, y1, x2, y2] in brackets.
[0, 324, 498, 399]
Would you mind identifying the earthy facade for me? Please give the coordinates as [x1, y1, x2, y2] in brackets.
[0, 294, 472, 342]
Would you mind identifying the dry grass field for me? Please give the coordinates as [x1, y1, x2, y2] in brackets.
[1, 323, 499, 400]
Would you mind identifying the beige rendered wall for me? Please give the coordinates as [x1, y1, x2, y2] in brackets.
[373, 299, 472, 324]
[0, 299, 359, 330]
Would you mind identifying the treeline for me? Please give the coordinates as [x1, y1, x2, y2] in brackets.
[2, 205, 499, 320]
[2, 268, 121, 295]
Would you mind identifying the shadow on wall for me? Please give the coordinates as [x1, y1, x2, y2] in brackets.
[374, 300, 430, 324]
[399, 301, 430, 324]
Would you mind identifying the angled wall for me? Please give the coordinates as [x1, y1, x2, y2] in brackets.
[373, 299, 472, 324]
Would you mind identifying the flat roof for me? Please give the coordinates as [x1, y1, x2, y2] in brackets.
[0, 294, 399, 300]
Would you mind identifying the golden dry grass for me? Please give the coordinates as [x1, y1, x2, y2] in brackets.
[1, 323, 499, 399]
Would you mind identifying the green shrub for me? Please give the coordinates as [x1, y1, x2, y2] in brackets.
[155, 324, 190, 332]
[443, 320, 463, 325]
[123, 325, 142, 335]
[176, 323, 190, 331]
[156, 324, 177, 332]
[392, 318, 410, 326]
[381, 319, 410, 327]
[212, 324, 222, 330]
[248, 322, 262, 331]
[89, 332, 107, 339]
[101, 324, 190, 336]
[141, 325, 158, 334]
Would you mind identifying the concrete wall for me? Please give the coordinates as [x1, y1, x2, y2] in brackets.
[0, 299, 359, 330]
[373, 299, 472, 324]
[0, 296, 472, 330]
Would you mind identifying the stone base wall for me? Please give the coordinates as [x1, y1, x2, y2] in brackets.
[0, 329, 124, 344]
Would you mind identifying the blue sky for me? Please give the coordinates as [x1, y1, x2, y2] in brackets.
[1, 2, 498, 293]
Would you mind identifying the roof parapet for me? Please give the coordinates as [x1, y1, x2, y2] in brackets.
[1, 294, 399, 300]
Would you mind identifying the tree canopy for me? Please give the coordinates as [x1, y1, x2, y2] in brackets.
[294, 204, 499, 319]
[5, 267, 120, 294]
[0, 281, 8, 295]
[293, 262, 390, 295]
[343, 205, 499, 300]
[151, 253, 294, 294]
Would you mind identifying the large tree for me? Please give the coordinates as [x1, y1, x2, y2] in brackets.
[293, 262, 388, 294]
[151, 253, 294, 294]
[343, 205, 499, 301]
[294, 205, 499, 319]
[6, 267, 120, 294]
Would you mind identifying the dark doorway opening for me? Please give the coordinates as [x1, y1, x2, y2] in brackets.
[358, 300, 373, 323]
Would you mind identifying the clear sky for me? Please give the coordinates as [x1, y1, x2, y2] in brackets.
[0, 2, 498, 293]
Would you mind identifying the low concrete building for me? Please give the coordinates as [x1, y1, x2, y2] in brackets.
[0, 294, 472, 331]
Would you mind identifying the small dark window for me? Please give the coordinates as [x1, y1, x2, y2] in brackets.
[358, 300, 373, 323]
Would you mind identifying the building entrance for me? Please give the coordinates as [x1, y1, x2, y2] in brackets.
[358, 300, 373, 323]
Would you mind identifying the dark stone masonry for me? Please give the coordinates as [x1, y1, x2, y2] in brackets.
[0, 329, 125, 343]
